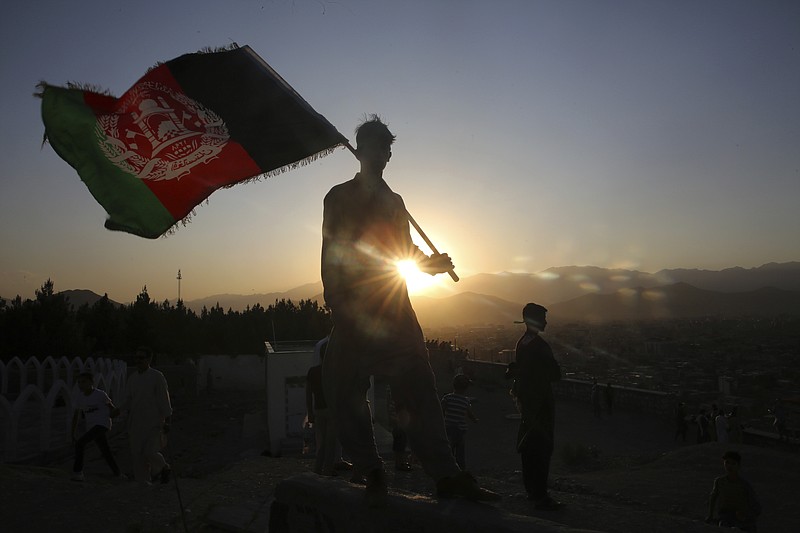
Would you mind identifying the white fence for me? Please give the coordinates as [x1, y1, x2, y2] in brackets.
[0, 356, 127, 463]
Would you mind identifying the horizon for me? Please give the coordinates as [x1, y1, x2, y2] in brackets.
[2, 1, 799, 304]
[3, 259, 797, 305]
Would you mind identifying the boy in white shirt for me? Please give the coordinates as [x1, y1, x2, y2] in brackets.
[71, 371, 121, 480]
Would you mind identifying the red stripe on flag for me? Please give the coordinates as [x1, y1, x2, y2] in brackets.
[85, 63, 262, 221]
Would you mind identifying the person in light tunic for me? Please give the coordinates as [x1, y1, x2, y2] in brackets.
[121, 346, 173, 484]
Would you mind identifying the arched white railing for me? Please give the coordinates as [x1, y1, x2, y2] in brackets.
[0, 356, 126, 462]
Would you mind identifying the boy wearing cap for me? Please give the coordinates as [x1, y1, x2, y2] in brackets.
[511, 302, 562, 510]
[441, 374, 479, 470]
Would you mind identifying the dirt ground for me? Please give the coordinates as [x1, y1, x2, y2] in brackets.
[1, 386, 798, 533]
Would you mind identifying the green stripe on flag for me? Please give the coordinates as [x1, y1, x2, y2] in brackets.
[41, 86, 175, 238]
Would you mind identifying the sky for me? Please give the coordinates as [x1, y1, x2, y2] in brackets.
[1, 0, 799, 304]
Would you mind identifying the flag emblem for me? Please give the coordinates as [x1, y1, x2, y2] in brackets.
[96, 81, 229, 182]
[39, 45, 347, 238]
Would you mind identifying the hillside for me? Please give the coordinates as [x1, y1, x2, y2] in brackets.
[8, 262, 793, 327]
[549, 283, 800, 323]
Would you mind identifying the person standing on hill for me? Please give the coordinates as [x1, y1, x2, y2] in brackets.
[715, 409, 730, 444]
[441, 373, 479, 470]
[705, 450, 761, 531]
[511, 303, 562, 510]
[320, 115, 499, 507]
[120, 346, 172, 484]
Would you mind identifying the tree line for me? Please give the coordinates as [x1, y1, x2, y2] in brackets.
[0, 279, 332, 361]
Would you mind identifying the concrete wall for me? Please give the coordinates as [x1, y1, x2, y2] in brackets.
[196, 354, 266, 391]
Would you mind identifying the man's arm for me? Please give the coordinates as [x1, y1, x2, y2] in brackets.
[390, 193, 454, 276]
[156, 372, 173, 424]
[706, 479, 719, 522]
[321, 190, 349, 309]
[106, 393, 120, 418]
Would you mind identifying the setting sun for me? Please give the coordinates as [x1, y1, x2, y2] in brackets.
[396, 259, 441, 295]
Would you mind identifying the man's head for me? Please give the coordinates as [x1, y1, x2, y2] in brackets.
[520, 302, 547, 331]
[355, 115, 395, 175]
[134, 346, 153, 372]
[77, 371, 94, 393]
[722, 450, 741, 476]
[453, 373, 471, 392]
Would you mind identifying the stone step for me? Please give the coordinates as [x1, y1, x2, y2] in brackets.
[269, 472, 602, 533]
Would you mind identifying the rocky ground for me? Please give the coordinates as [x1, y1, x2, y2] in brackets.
[1, 387, 798, 532]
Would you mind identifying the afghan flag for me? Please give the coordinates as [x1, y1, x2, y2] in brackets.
[38, 45, 347, 238]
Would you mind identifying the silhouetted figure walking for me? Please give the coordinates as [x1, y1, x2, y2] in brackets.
[511, 303, 562, 510]
[321, 116, 499, 507]
[715, 410, 730, 444]
[696, 408, 710, 443]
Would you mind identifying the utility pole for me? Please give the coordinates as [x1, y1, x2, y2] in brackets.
[176, 269, 182, 302]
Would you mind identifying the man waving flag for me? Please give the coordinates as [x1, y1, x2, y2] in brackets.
[38, 45, 347, 238]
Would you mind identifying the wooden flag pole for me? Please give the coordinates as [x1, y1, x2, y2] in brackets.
[344, 142, 459, 282]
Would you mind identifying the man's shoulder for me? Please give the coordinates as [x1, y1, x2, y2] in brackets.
[325, 178, 358, 198]
[146, 367, 167, 380]
[91, 388, 110, 401]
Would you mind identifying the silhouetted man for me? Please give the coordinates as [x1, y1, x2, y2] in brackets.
[511, 303, 562, 510]
[321, 115, 499, 506]
[121, 346, 172, 484]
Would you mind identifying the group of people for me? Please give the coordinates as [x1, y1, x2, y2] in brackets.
[312, 115, 564, 508]
[69, 116, 769, 530]
[691, 404, 744, 444]
[71, 346, 173, 485]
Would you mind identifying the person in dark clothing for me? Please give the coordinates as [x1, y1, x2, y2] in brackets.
[674, 402, 689, 442]
[321, 115, 499, 507]
[604, 383, 615, 415]
[511, 302, 562, 510]
[705, 450, 761, 531]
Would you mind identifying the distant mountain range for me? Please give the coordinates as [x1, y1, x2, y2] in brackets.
[7, 262, 796, 326]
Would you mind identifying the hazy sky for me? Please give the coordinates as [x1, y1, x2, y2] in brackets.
[1, 0, 798, 304]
